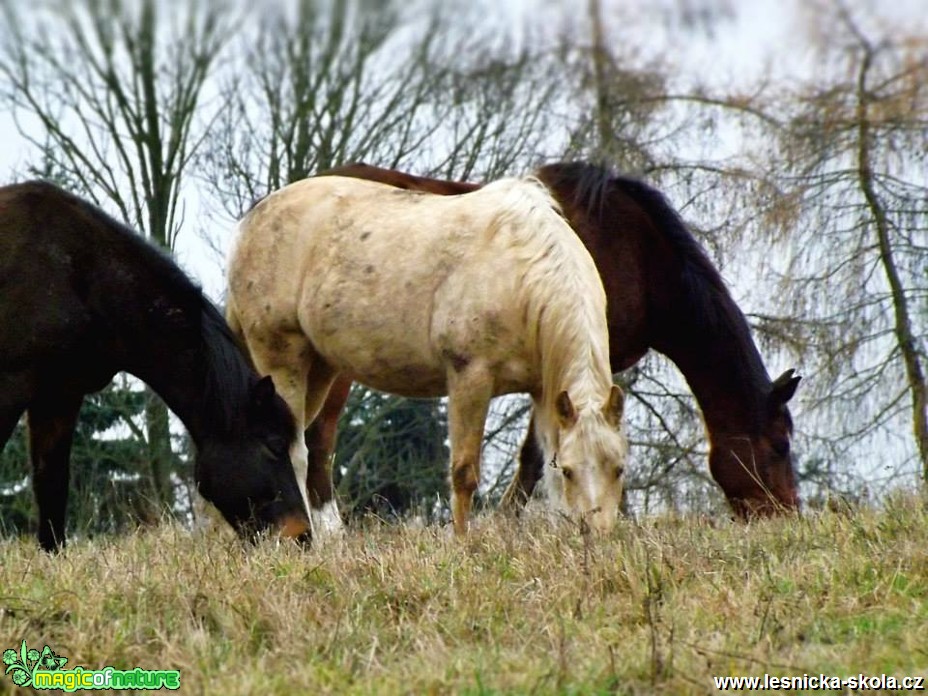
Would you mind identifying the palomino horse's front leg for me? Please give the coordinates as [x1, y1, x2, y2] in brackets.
[499, 414, 545, 512]
[446, 366, 493, 535]
[304, 375, 352, 532]
[300, 360, 341, 534]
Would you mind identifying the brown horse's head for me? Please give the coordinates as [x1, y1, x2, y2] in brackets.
[709, 369, 801, 518]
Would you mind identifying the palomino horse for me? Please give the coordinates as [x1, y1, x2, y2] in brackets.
[0, 181, 310, 550]
[227, 176, 628, 535]
[298, 162, 801, 526]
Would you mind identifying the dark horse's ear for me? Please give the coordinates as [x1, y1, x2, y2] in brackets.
[603, 385, 624, 427]
[556, 390, 579, 428]
[250, 375, 277, 412]
[770, 369, 801, 406]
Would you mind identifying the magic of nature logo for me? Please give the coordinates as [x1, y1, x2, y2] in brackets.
[3, 640, 180, 691]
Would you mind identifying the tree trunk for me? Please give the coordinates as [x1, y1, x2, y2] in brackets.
[855, 46, 928, 480]
[145, 392, 175, 518]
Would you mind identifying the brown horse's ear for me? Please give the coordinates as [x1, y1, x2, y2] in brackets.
[770, 369, 801, 406]
[603, 385, 624, 427]
[556, 390, 578, 428]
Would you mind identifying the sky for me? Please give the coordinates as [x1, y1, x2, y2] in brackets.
[2, 0, 923, 297]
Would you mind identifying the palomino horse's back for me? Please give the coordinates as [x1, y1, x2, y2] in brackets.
[231, 176, 581, 399]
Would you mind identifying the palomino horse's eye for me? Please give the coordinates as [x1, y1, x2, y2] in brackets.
[561, 467, 574, 481]
[614, 466, 623, 480]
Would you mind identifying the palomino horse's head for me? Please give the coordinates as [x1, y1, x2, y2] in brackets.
[195, 376, 311, 543]
[545, 385, 627, 534]
[709, 369, 802, 518]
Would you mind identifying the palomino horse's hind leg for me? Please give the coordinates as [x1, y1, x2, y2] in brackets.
[446, 366, 494, 536]
[304, 374, 351, 534]
[500, 414, 545, 512]
[28, 395, 83, 552]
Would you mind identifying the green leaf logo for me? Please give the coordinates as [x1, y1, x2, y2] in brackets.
[4, 640, 69, 689]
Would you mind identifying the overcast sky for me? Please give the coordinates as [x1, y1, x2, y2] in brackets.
[2, 0, 923, 298]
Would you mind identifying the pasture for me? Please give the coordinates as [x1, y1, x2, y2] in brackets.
[2, 497, 926, 694]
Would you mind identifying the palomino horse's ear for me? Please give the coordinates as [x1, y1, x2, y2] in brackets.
[770, 369, 801, 406]
[555, 390, 578, 428]
[250, 375, 277, 411]
[603, 385, 624, 427]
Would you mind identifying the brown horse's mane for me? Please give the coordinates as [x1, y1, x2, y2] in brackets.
[538, 162, 773, 420]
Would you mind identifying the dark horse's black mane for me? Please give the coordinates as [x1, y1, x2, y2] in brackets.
[38, 182, 256, 434]
[540, 162, 771, 402]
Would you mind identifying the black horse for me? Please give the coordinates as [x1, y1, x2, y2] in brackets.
[0, 181, 311, 550]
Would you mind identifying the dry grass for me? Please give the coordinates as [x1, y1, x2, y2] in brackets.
[2, 496, 927, 694]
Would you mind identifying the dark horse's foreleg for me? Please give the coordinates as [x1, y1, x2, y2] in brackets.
[28, 396, 83, 552]
[304, 375, 352, 511]
[500, 414, 545, 512]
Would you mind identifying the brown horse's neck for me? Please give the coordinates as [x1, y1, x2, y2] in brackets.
[88, 246, 254, 449]
[651, 311, 771, 443]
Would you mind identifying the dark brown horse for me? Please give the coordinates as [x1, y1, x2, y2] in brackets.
[0, 181, 311, 550]
[302, 162, 800, 525]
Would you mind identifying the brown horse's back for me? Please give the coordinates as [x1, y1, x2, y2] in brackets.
[321, 163, 481, 196]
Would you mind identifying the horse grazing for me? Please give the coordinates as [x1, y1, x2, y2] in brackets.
[0, 181, 311, 551]
[227, 176, 628, 535]
[301, 162, 801, 524]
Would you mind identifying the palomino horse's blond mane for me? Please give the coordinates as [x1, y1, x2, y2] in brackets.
[477, 178, 615, 458]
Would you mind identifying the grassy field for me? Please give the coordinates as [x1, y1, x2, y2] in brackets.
[1, 496, 927, 695]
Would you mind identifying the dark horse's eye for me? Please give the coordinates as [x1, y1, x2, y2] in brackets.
[263, 434, 289, 457]
[771, 439, 790, 458]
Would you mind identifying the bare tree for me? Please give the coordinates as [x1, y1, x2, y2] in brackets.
[0, 0, 232, 514]
[201, 0, 561, 218]
[744, 3, 928, 489]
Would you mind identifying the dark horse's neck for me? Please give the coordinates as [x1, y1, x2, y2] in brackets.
[73, 207, 251, 448]
[616, 177, 773, 441]
[122, 300, 251, 449]
[655, 304, 771, 441]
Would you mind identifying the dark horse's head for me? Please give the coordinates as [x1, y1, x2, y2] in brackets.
[177, 300, 311, 544]
[194, 373, 310, 543]
[708, 369, 802, 518]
